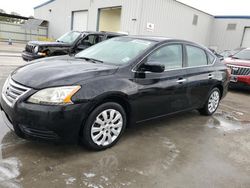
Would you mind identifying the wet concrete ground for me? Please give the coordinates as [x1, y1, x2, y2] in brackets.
[0, 50, 250, 188]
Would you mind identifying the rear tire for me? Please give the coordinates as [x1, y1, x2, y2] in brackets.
[199, 88, 221, 116]
[81, 102, 126, 151]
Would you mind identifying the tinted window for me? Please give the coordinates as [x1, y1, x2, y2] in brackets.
[147, 44, 183, 70]
[81, 35, 102, 46]
[57, 31, 81, 44]
[186, 45, 208, 67]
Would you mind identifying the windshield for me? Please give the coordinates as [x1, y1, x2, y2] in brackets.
[232, 49, 250, 60]
[75, 37, 156, 65]
[57, 31, 81, 44]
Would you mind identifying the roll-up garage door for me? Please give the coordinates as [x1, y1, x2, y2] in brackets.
[98, 7, 121, 32]
[242, 28, 250, 48]
[72, 11, 88, 31]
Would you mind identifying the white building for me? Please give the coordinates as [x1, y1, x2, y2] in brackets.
[210, 16, 250, 51]
[34, 0, 250, 52]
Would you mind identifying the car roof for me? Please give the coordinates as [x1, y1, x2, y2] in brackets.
[122, 35, 171, 42]
[121, 35, 203, 46]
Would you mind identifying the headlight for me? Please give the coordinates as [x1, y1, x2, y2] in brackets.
[34, 46, 39, 53]
[27, 86, 81, 105]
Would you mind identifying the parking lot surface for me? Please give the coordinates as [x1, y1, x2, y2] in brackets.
[0, 45, 250, 188]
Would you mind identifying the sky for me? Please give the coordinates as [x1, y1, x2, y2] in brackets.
[0, 0, 48, 17]
[1, 0, 250, 17]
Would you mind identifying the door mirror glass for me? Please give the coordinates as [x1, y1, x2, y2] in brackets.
[140, 61, 165, 73]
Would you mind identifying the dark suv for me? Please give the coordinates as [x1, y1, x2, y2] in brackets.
[1, 36, 229, 150]
[22, 31, 125, 61]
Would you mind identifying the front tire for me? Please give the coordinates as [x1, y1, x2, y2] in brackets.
[81, 102, 126, 150]
[199, 88, 221, 116]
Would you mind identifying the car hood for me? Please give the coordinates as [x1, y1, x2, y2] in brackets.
[11, 56, 118, 89]
[224, 58, 250, 67]
[28, 41, 71, 47]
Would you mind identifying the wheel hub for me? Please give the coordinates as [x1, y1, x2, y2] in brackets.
[91, 109, 123, 146]
[208, 91, 220, 113]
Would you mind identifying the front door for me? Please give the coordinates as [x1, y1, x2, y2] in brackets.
[132, 44, 190, 122]
[75, 34, 103, 53]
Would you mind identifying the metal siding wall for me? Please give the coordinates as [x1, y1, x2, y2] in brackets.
[210, 19, 250, 51]
[34, 0, 91, 39]
[34, 0, 213, 45]
[136, 0, 213, 45]
[120, 0, 143, 35]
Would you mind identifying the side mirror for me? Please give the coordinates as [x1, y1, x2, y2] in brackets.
[140, 61, 165, 73]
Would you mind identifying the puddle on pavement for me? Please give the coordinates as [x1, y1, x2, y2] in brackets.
[78, 132, 180, 188]
[207, 110, 250, 132]
[0, 126, 180, 187]
[1, 107, 249, 187]
[0, 157, 22, 188]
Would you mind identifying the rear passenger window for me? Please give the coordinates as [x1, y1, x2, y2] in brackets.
[186, 45, 207, 67]
[147, 44, 183, 70]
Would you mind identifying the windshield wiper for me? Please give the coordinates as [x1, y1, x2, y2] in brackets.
[75, 57, 103, 64]
[231, 56, 239, 59]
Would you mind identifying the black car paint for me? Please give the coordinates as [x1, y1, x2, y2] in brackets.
[22, 31, 125, 61]
[13, 56, 118, 89]
[1, 38, 229, 143]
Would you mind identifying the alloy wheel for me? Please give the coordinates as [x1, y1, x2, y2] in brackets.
[91, 109, 123, 146]
[208, 90, 220, 113]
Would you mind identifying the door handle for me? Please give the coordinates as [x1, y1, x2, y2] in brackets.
[176, 78, 187, 84]
[208, 74, 214, 79]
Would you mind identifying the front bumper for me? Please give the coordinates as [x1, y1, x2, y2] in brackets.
[0, 95, 89, 144]
[22, 51, 44, 61]
[230, 75, 250, 86]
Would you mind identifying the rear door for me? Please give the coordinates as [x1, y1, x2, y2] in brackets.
[184, 45, 216, 108]
[133, 43, 190, 121]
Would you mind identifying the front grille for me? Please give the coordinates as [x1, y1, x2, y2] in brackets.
[25, 44, 35, 53]
[227, 64, 250, 76]
[1, 77, 31, 107]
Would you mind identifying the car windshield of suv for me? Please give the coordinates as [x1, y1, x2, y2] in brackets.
[75, 37, 156, 65]
[57, 31, 81, 44]
[232, 49, 250, 61]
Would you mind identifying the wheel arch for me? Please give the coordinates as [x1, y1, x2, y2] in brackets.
[93, 93, 131, 119]
[213, 84, 224, 98]
[78, 92, 132, 140]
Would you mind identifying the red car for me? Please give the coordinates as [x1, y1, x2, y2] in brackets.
[223, 48, 250, 87]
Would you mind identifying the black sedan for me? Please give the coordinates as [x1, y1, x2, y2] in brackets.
[0, 36, 229, 150]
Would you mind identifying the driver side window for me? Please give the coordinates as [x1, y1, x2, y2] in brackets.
[147, 44, 183, 70]
[79, 35, 102, 47]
